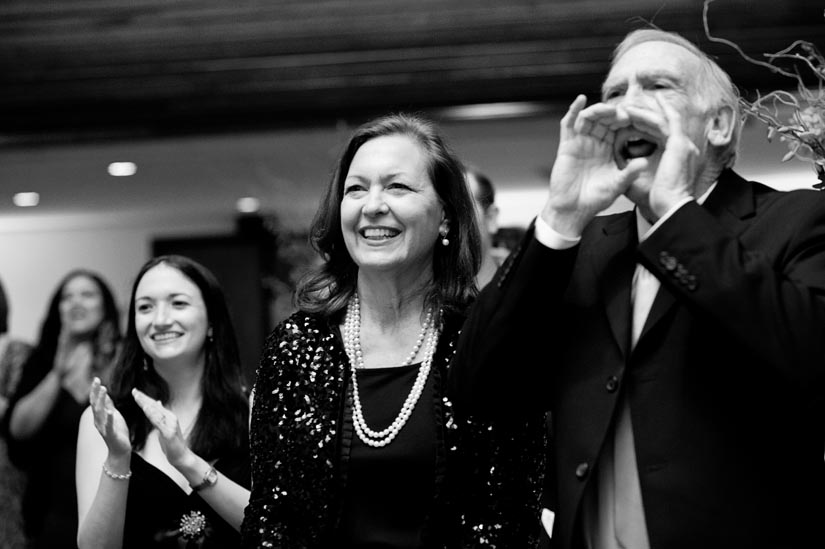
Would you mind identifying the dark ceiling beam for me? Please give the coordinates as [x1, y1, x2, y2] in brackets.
[1, 0, 822, 145]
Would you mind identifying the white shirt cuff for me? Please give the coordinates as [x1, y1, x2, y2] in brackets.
[534, 215, 581, 250]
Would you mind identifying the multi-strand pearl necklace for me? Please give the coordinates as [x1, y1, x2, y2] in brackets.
[344, 293, 440, 448]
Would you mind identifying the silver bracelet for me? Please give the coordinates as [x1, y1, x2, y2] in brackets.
[102, 463, 132, 481]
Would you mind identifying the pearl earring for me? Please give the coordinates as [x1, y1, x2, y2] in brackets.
[440, 227, 449, 246]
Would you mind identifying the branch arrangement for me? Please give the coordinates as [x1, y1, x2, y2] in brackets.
[703, 0, 825, 189]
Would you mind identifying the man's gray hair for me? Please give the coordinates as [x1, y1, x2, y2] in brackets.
[612, 28, 742, 168]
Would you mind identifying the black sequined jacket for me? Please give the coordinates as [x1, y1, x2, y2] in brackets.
[241, 310, 546, 548]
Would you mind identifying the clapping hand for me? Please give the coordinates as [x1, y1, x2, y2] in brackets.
[90, 377, 131, 458]
[131, 388, 192, 469]
[56, 330, 95, 400]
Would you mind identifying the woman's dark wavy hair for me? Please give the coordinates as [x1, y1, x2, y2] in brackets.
[29, 269, 121, 381]
[295, 112, 482, 320]
[109, 255, 248, 460]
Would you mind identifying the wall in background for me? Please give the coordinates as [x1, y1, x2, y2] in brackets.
[0, 213, 234, 344]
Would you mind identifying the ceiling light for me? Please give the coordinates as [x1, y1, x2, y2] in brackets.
[236, 196, 261, 213]
[435, 102, 555, 121]
[107, 161, 137, 177]
[13, 192, 40, 207]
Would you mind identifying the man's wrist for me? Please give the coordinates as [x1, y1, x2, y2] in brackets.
[648, 196, 695, 235]
[539, 205, 586, 240]
[535, 214, 582, 250]
[651, 193, 693, 221]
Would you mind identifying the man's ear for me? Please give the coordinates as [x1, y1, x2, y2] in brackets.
[707, 104, 736, 147]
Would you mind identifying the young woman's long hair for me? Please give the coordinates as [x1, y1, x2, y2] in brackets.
[110, 255, 248, 460]
[295, 112, 482, 319]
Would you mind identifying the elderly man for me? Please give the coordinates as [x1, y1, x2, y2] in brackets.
[451, 28, 825, 549]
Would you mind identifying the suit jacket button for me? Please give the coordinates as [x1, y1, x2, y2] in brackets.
[605, 375, 619, 393]
[575, 462, 590, 479]
[659, 251, 677, 271]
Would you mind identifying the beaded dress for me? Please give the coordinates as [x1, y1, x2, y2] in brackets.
[241, 309, 546, 548]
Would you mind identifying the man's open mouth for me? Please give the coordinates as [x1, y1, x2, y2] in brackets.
[620, 137, 658, 161]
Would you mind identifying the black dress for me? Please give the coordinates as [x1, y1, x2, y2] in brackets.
[122, 451, 249, 548]
[337, 363, 438, 547]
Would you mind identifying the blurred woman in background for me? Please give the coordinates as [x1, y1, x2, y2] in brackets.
[2, 269, 120, 549]
[0, 277, 34, 549]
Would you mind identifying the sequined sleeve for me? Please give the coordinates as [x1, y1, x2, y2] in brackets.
[442, 314, 546, 549]
[452, 410, 547, 547]
[441, 316, 548, 547]
[240, 312, 347, 548]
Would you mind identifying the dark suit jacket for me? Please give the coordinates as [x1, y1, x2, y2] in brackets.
[450, 170, 825, 549]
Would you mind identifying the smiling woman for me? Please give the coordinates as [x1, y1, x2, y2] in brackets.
[341, 133, 447, 276]
[241, 112, 546, 548]
[133, 263, 211, 367]
[75, 255, 250, 549]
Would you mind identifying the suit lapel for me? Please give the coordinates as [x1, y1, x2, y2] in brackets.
[637, 280, 676, 345]
[590, 212, 637, 359]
